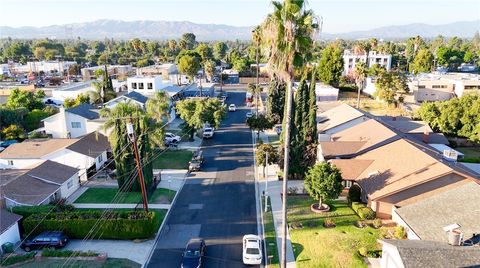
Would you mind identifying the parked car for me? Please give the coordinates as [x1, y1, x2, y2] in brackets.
[21, 231, 69, 252]
[0, 140, 18, 148]
[165, 132, 181, 143]
[242, 234, 262, 265]
[245, 112, 253, 122]
[203, 127, 214, 139]
[228, 104, 236, 112]
[274, 124, 282, 135]
[181, 238, 206, 268]
[189, 150, 204, 172]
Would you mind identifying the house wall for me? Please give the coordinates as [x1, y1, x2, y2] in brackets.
[95, 151, 108, 170]
[323, 116, 369, 135]
[0, 158, 42, 169]
[391, 208, 421, 240]
[127, 76, 172, 95]
[414, 88, 454, 102]
[380, 243, 405, 268]
[44, 110, 92, 138]
[45, 149, 95, 182]
[0, 223, 21, 246]
[59, 173, 80, 199]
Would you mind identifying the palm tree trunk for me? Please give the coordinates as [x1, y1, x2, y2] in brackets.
[281, 79, 293, 268]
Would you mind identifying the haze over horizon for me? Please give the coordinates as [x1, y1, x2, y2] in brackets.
[1, 0, 479, 34]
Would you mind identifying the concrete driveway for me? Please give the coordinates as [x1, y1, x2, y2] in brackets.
[64, 239, 154, 264]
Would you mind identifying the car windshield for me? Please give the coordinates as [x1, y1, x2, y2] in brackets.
[246, 248, 260, 255]
[205, 128, 212, 132]
[184, 250, 200, 258]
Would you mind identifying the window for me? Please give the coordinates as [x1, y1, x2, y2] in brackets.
[8, 160, 13, 166]
[131, 82, 137, 89]
[418, 85, 426, 89]
[71, 122, 81, 128]
[432, 85, 447, 89]
[147, 83, 153, 89]
[98, 154, 103, 163]
[139, 83, 144, 89]
[67, 179, 74, 189]
[465, 85, 480, 90]
[343, 180, 353, 188]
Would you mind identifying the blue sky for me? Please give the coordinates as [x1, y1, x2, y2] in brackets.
[1, 0, 479, 33]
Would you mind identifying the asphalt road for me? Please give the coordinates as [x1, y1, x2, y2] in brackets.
[146, 90, 260, 268]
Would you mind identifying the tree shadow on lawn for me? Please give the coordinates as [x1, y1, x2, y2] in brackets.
[291, 243, 307, 262]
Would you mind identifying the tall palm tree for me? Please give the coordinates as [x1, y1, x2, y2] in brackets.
[260, 0, 317, 266]
[252, 26, 262, 115]
[146, 91, 171, 148]
[352, 61, 368, 108]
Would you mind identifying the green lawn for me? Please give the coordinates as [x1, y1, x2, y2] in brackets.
[74, 188, 176, 204]
[151, 150, 193, 169]
[288, 196, 381, 268]
[457, 147, 480, 162]
[17, 258, 140, 268]
[264, 198, 279, 268]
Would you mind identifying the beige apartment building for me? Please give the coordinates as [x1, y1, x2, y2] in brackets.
[410, 73, 480, 102]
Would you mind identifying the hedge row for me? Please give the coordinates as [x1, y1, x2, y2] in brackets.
[0, 252, 35, 266]
[42, 249, 99, 257]
[23, 211, 158, 240]
[351, 202, 376, 220]
[11, 204, 74, 218]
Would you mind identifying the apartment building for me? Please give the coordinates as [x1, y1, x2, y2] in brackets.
[410, 72, 480, 102]
[343, 50, 392, 76]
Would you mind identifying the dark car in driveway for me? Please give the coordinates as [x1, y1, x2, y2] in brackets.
[21, 231, 69, 252]
[181, 238, 206, 268]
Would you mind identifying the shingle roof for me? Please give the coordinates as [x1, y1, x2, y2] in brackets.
[376, 116, 432, 134]
[396, 181, 480, 243]
[329, 159, 373, 180]
[320, 119, 400, 158]
[317, 103, 365, 132]
[0, 139, 78, 159]
[379, 239, 480, 268]
[2, 161, 79, 205]
[124, 91, 148, 104]
[0, 169, 29, 186]
[66, 132, 110, 157]
[66, 103, 100, 120]
[0, 210, 22, 234]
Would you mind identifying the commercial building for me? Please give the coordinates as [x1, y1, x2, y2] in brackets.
[410, 72, 480, 102]
[127, 76, 173, 96]
[81, 65, 133, 81]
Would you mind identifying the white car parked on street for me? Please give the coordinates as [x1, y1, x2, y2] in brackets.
[202, 127, 214, 139]
[242, 234, 262, 265]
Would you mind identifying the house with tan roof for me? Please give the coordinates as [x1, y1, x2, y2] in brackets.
[318, 119, 400, 162]
[376, 116, 449, 145]
[0, 132, 110, 181]
[330, 138, 476, 218]
[0, 160, 80, 207]
[317, 103, 369, 141]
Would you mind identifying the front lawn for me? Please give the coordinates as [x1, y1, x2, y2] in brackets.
[457, 147, 480, 163]
[151, 149, 193, 169]
[74, 188, 176, 204]
[288, 196, 381, 268]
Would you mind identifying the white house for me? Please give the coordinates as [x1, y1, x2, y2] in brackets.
[104, 91, 149, 110]
[81, 65, 133, 81]
[12, 61, 76, 74]
[315, 82, 339, 102]
[50, 81, 97, 103]
[317, 103, 369, 141]
[42, 104, 104, 138]
[0, 132, 110, 182]
[1, 160, 80, 208]
[343, 50, 392, 76]
[0, 210, 22, 248]
[127, 75, 173, 95]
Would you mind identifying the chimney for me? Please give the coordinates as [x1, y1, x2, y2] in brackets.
[448, 229, 463, 246]
[422, 130, 430, 143]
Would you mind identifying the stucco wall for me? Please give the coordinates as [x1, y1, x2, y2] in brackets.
[0, 223, 21, 246]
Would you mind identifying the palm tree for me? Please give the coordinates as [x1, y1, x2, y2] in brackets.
[252, 26, 262, 115]
[260, 0, 317, 266]
[352, 61, 368, 108]
[146, 91, 171, 148]
[90, 66, 116, 104]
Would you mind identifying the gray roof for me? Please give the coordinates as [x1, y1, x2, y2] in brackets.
[66, 104, 100, 120]
[0, 210, 22, 234]
[379, 239, 480, 268]
[66, 132, 110, 157]
[27, 160, 79, 185]
[396, 181, 480, 242]
[124, 91, 148, 104]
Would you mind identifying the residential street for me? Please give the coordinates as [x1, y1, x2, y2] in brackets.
[146, 90, 260, 268]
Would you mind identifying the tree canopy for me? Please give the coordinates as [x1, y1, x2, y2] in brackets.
[317, 45, 343, 86]
[304, 162, 344, 209]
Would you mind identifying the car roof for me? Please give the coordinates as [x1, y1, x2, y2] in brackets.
[186, 238, 204, 249]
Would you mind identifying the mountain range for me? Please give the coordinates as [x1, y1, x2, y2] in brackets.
[0, 19, 478, 40]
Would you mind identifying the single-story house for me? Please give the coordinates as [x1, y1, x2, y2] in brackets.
[376, 116, 449, 145]
[318, 119, 400, 162]
[378, 239, 480, 268]
[392, 181, 480, 242]
[317, 103, 369, 141]
[104, 91, 149, 110]
[41, 104, 105, 138]
[0, 132, 110, 181]
[1, 160, 80, 207]
[50, 82, 97, 103]
[0, 210, 23, 248]
[315, 83, 339, 102]
[330, 138, 475, 218]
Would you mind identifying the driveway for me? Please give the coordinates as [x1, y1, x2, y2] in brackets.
[65, 239, 154, 264]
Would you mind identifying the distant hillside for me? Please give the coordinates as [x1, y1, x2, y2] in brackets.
[0, 19, 478, 40]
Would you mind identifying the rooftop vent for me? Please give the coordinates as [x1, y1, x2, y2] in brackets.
[368, 170, 380, 177]
[443, 150, 458, 162]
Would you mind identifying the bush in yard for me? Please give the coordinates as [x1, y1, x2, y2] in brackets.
[23, 211, 158, 240]
[355, 220, 366, 228]
[0, 252, 35, 266]
[347, 184, 362, 203]
[358, 247, 368, 257]
[394, 226, 407, 239]
[323, 218, 336, 228]
[358, 207, 376, 220]
[41, 249, 99, 257]
[351, 202, 366, 214]
[304, 162, 344, 210]
[11, 205, 57, 217]
[372, 218, 383, 229]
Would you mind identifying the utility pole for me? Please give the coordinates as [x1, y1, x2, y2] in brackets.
[127, 121, 149, 213]
[265, 153, 268, 213]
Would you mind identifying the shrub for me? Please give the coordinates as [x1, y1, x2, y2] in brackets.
[372, 218, 382, 229]
[323, 218, 336, 228]
[11, 205, 57, 217]
[379, 228, 390, 239]
[0, 252, 35, 266]
[23, 211, 158, 240]
[42, 249, 99, 257]
[348, 184, 362, 203]
[394, 226, 407, 239]
[355, 220, 366, 228]
[358, 247, 368, 257]
[351, 202, 366, 214]
[358, 207, 376, 220]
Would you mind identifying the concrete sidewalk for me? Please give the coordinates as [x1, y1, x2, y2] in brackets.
[72, 203, 171, 209]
